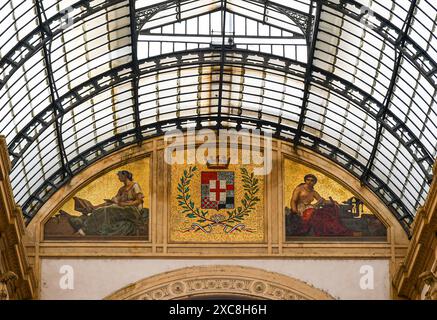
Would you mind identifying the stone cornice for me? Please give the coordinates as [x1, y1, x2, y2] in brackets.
[105, 265, 334, 300]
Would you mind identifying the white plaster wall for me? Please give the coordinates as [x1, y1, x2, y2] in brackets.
[41, 259, 390, 300]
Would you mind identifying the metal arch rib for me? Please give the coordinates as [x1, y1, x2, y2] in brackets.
[0, 0, 126, 91]
[8, 62, 134, 166]
[0, 0, 314, 90]
[138, 7, 308, 39]
[360, 0, 419, 184]
[135, 1, 171, 32]
[322, 0, 437, 88]
[34, 0, 71, 178]
[136, 0, 314, 36]
[20, 115, 413, 233]
[128, 0, 142, 142]
[7, 48, 433, 181]
[249, 0, 314, 36]
[308, 68, 434, 183]
[273, 6, 314, 37]
[216, 0, 228, 130]
[294, 0, 321, 146]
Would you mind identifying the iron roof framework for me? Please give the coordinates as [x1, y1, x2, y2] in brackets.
[0, 0, 436, 234]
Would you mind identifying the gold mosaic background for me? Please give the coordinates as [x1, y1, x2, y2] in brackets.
[284, 158, 372, 214]
[57, 157, 150, 217]
[170, 162, 265, 243]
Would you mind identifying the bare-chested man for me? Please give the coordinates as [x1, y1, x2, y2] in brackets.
[290, 174, 329, 215]
[288, 174, 353, 236]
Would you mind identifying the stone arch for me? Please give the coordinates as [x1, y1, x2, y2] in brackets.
[27, 135, 406, 243]
[104, 265, 334, 300]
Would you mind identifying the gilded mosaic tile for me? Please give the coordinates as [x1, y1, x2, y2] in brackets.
[170, 162, 265, 243]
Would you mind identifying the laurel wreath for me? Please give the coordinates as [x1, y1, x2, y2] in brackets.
[177, 166, 260, 233]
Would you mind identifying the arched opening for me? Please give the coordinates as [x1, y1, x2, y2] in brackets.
[104, 265, 334, 300]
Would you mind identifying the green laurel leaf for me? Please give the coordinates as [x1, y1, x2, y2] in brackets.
[177, 165, 260, 232]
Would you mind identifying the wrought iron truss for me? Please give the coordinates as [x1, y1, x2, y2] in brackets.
[294, 0, 320, 146]
[129, 0, 142, 142]
[136, 0, 313, 36]
[360, 0, 418, 184]
[0, 0, 436, 235]
[6, 48, 430, 232]
[323, 0, 437, 88]
[0, 0, 127, 90]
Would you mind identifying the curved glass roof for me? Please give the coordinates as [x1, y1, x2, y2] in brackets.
[0, 0, 436, 232]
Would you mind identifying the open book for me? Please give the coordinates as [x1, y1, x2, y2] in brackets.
[73, 197, 94, 215]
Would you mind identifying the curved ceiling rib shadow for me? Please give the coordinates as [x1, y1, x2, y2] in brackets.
[1, 0, 436, 234]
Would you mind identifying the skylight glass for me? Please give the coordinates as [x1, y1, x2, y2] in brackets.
[0, 0, 435, 231]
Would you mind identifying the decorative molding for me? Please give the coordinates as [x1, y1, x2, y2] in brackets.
[29, 242, 401, 258]
[136, 0, 314, 37]
[136, 3, 168, 31]
[104, 265, 334, 300]
[277, 8, 313, 37]
[419, 271, 437, 300]
[0, 135, 37, 300]
[25, 136, 407, 257]
[21, 135, 409, 300]
[0, 136, 11, 177]
[0, 271, 18, 300]
[393, 161, 437, 299]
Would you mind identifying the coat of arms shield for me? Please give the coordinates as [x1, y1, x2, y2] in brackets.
[201, 171, 234, 210]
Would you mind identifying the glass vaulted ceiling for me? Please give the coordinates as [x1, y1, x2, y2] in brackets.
[0, 0, 436, 233]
